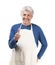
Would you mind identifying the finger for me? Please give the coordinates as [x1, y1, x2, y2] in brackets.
[18, 28, 20, 33]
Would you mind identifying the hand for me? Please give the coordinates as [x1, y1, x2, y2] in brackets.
[14, 28, 20, 41]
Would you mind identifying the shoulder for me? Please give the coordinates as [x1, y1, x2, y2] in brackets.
[32, 23, 44, 35]
[11, 23, 21, 29]
[32, 23, 42, 31]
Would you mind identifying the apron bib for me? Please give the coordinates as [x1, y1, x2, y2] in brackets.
[10, 24, 37, 65]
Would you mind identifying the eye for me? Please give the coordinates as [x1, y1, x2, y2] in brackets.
[23, 14, 26, 16]
[28, 14, 30, 16]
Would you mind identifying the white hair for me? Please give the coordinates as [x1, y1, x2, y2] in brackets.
[21, 6, 34, 16]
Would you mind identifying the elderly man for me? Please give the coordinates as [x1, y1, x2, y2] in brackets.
[8, 6, 47, 65]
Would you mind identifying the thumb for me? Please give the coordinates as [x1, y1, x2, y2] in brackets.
[18, 28, 20, 33]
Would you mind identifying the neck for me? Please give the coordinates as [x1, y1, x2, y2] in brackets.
[22, 22, 31, 26]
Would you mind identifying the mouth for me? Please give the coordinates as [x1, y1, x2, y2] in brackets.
[23, 18, 29, 22]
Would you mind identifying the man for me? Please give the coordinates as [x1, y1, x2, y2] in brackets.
[8, 6, 47, 65]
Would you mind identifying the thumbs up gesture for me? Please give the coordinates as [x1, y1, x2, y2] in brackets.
[14, 28, 20, 41]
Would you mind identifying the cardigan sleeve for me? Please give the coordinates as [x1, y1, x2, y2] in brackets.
[8, 26, 17, 49]
[37, 28, 48, 59]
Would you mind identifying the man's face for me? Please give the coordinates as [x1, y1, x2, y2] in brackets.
[21, 11, 33, 25]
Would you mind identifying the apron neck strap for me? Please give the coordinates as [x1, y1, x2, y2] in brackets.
[19, 23, 22, 29]
[31, 24, 33, 31]
[19, 23, 33, 31]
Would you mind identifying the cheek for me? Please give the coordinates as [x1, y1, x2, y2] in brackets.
[29, 15, 32, 19]
[29, 17, 32, 20]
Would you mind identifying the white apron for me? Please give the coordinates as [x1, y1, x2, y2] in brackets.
[10, 24, 37, 65]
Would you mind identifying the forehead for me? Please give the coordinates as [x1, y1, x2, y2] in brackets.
[23, 11, 32, 15]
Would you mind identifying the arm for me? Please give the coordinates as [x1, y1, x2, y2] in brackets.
[37, 28, 48, 59]
[8, 26, 17, 49]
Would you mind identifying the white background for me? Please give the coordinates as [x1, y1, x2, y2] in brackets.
[0, 0, 55, 65]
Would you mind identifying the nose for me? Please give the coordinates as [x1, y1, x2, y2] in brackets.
[25, 15, 28, 18]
